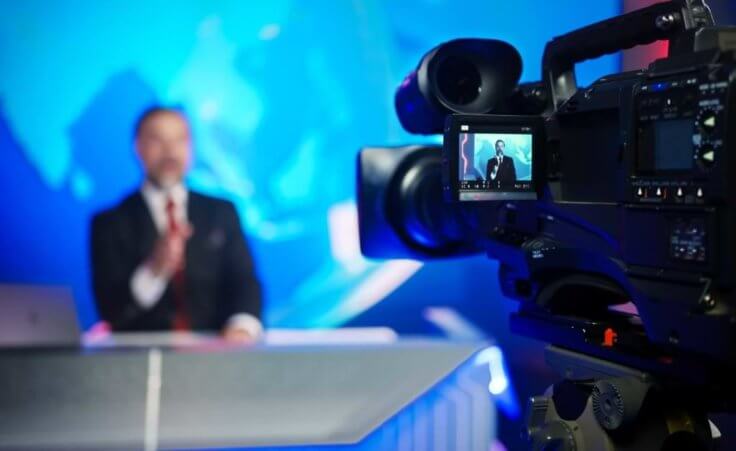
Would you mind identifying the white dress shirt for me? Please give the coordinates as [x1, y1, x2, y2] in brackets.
[490, 156, 503, 180]
[130, 182, 262, 338]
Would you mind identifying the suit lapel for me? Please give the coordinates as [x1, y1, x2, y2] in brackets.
[186, 192, 207, 279]
[128, 191, 158, 258]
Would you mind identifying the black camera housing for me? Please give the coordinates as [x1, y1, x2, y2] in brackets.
[485, 50, 736, 380]
[357, 0, 736, 405]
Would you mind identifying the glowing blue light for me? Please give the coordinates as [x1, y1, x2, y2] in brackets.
[474, 345, 509, 395]
[0, 0, 620, 329]
[474, 345, 521, 420]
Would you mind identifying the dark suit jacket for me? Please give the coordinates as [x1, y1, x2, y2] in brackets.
[485, 156, 517, 184]
[90, 190, 262, 331]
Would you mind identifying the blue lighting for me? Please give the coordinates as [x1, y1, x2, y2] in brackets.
[475, 346, 509, 395]
[0, 0, 620, 329]
[474, 345, 521, 419]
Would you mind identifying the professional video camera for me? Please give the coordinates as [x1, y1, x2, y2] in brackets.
[358, 1, 736, 449]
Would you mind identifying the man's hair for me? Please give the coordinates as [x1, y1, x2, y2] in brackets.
[133, 105, 187, 139]
[495, 139, 505, 147]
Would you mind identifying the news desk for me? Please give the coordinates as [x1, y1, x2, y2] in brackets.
[0, 333, 496, 450]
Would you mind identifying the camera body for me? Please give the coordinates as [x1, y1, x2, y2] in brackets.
[442, 48, 736, 379]
[357, 0, 736, 402]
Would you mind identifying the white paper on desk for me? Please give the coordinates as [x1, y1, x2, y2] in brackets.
[263, 327, 398, 345]
[83, 331, 220, 348]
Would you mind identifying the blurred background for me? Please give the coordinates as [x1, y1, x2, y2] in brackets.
[0, 0, 624, 331]
[1, 0, 736, 447]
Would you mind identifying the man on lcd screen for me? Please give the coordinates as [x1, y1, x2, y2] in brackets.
[90, 106, 262, 342]
[485, 139, 517, 184]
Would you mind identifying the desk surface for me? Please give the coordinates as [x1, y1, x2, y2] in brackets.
[0, 337, 486, 450]
[83, 327, 400, 349]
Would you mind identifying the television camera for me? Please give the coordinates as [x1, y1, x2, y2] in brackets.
[358, 1, 736, 449]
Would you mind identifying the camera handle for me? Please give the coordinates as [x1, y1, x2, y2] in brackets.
[542, 0, 714, 109]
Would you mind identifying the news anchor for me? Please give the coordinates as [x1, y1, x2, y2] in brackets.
[485, 139, 517, 184]
[90, 106, 262, 341]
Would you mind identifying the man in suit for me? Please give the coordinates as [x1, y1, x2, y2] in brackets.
[485, 139, 517, 184]
[90, 106, 262, 341]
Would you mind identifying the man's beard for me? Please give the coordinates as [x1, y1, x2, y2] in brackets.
[147, 172, 183, 190]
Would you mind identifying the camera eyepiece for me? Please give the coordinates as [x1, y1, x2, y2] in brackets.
[434, 55, 483, 106]
[395, 39, 522, 134]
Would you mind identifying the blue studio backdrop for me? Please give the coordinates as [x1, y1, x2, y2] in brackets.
[0, 0, 620, 330]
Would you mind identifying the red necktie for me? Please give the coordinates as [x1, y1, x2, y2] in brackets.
[166, 197, 191, 331]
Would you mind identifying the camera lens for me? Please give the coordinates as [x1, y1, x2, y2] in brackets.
[435, 56, 482, 106]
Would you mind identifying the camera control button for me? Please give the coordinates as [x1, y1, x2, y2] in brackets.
[702, 149, 715, 163]
[699, 110, 717, 131]
[698, 144, 716, 168]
